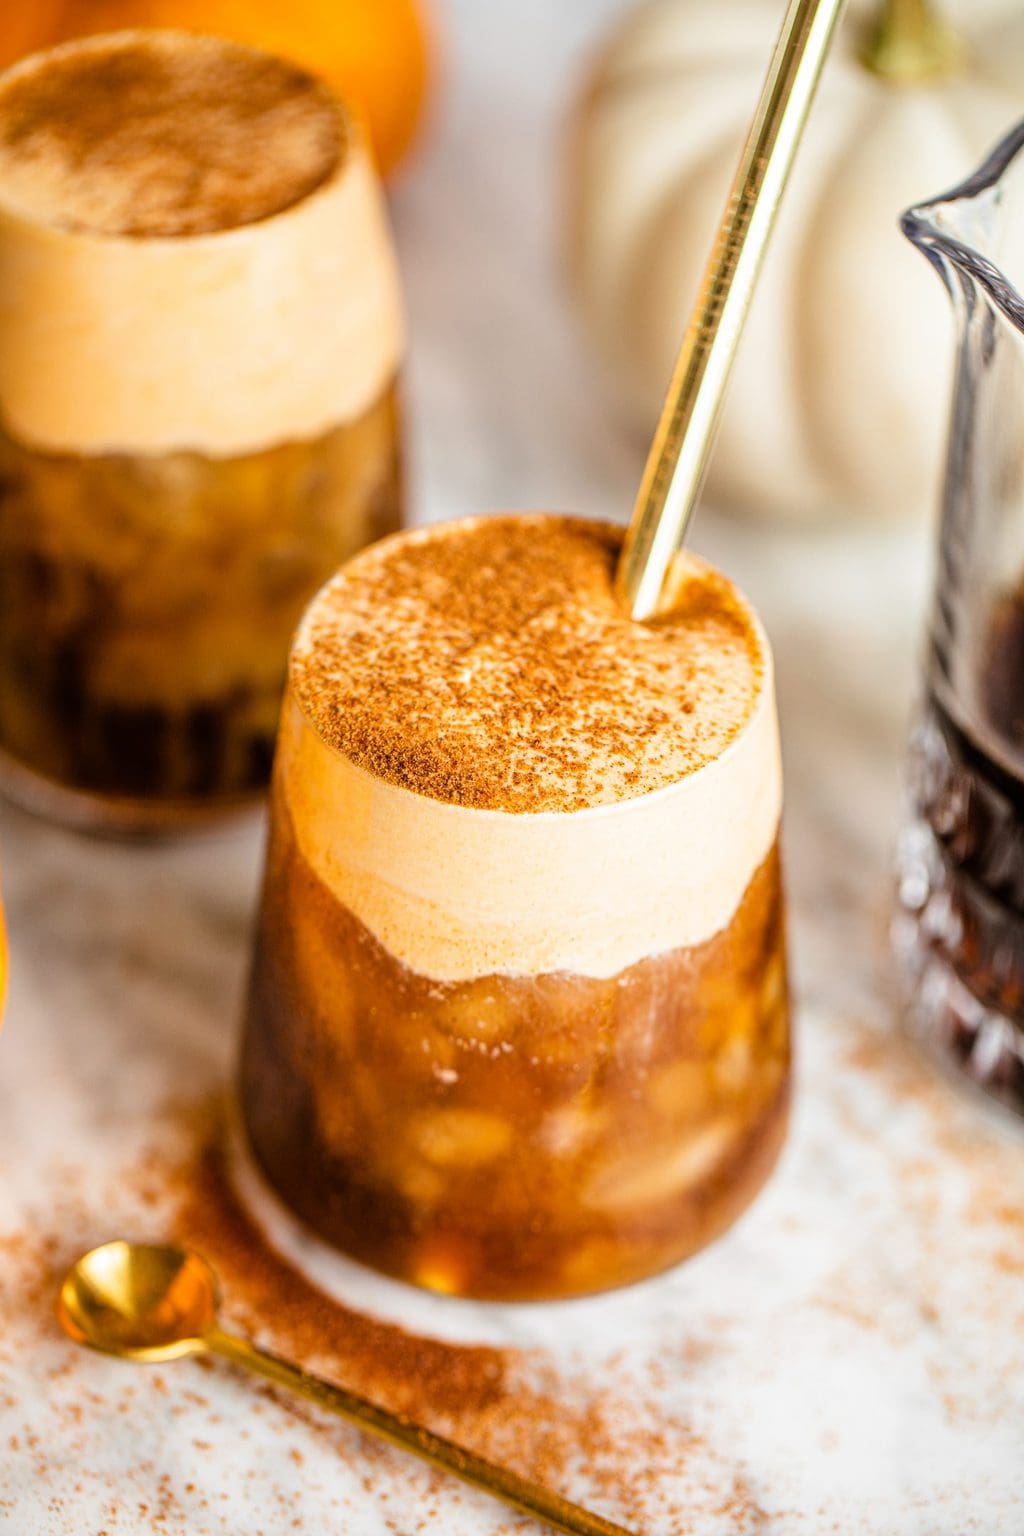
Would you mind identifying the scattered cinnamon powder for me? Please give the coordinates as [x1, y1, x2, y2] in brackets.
[0, 33, 345, 238]
[291, 515, 766, 812]
[0, 1110, 743, 1531]
[168, 1131, 756, 1529]
[4, 1066, 1020, 1529]
[174, 1138, 512, 1423]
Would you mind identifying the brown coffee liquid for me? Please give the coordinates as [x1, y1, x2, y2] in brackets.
[897, 587, 1024, 1112]
[0, 388, 401, 813]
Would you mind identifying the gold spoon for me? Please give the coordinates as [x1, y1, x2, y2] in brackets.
[59, 1241, 638, 1536]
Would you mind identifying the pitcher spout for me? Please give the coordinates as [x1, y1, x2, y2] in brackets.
[902, 118, 1024, 325]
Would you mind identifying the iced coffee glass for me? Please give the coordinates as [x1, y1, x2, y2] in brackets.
[0, 32, 403, 831]
[240, 516, 789, 1300]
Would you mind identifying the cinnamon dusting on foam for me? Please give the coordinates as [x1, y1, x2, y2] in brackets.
[0, 32, 403, 456]
[0, 33, 343, 239]
[291, 516, 765, 814]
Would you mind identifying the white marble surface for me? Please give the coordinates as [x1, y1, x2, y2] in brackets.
[3, 2, 1024, 1532]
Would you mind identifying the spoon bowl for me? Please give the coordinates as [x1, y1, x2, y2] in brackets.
[59, 1240, 218, 1361]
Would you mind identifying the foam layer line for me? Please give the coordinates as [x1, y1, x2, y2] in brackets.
[0, 34, 404, 455]
[282, 516, 782, 980]
[281, 678, 782, 982]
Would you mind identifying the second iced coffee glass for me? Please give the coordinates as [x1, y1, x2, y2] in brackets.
[240, 515, 790, 1300]
[0, 32, 404, 831]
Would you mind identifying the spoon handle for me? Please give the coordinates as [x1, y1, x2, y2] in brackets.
[207, 1326, 639, 1536]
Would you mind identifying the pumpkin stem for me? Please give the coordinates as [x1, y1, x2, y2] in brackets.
[861, 0, 965, 84]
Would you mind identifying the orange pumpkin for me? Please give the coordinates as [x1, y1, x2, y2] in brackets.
[0, 0, 432, 177]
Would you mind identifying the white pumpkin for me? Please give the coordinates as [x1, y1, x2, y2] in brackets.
[569, 0, 1024, 522]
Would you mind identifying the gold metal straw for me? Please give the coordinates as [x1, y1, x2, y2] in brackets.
[615, 0, 848, 620]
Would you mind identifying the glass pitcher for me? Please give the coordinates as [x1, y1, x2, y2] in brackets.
[895, 119, 1024, 1117]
